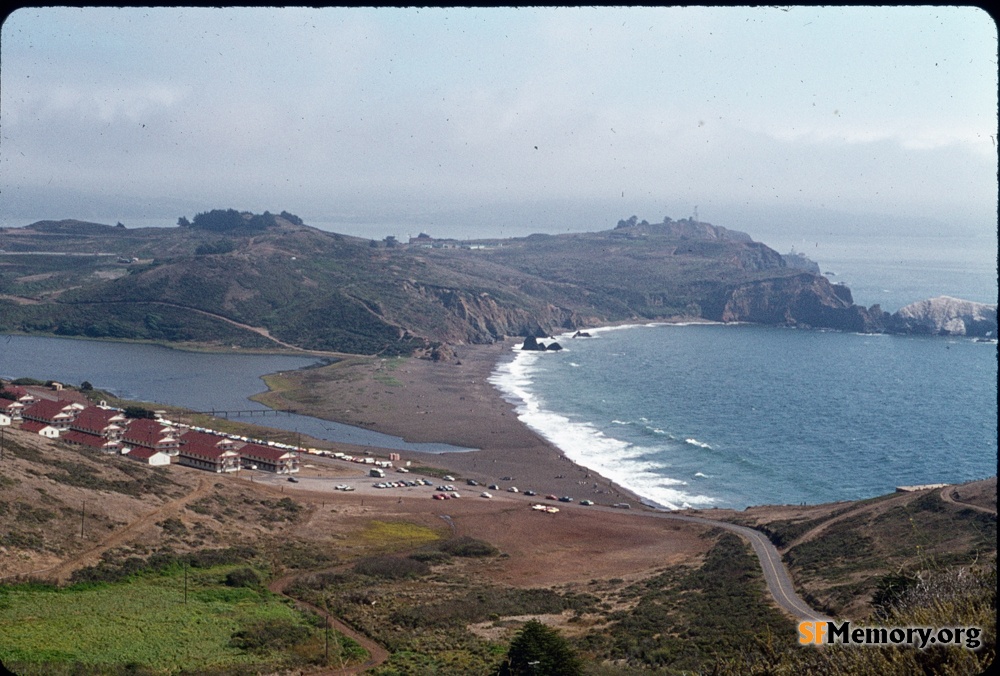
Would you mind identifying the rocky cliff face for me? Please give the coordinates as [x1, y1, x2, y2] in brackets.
[399, 283, 584, 344]
[700, 273, 887, 332]
[890, 296, 997, 337]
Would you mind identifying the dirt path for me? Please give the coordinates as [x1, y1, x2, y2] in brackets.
[43, 477, 214, 583]
[55, 299, 348, 357]
[940, 484, 997, 515]
[268, 572, 390, 675]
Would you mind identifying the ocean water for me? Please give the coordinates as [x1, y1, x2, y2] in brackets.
[490, 248, 998, 510]
[490, 324, 996, 510]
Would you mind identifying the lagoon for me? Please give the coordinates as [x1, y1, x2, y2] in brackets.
[0, 334, 470, 453]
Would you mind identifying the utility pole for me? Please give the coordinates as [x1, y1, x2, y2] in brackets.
[80, 501, 86, 537]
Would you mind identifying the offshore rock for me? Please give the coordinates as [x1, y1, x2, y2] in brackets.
[890, 296, 997, 337]
[521, 336, 546, 351]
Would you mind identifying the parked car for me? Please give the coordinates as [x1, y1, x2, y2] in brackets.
[558, 496, 573, 503]
[580, 499, 594, 506]
[488, 484, 500, 490]
[287, 477, 299, 483]
[507, 487, 519, 493]
[480, 491, 493, 499]
[524, 490, 537, 496]
[545, 494, 558, 500]
[443, 475, 455, 481]
[467, 479, 479, 486]
[500, 476, 514, 481]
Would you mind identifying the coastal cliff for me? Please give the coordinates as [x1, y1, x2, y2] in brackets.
[700, 273, 885, 332]
[0, 213, 992, 352]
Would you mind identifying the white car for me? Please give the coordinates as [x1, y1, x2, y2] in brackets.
[480, 491, 493, 499]
[507, 487, 519, 493]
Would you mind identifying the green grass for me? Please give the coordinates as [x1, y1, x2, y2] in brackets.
[0, 565, 338, 673]
[361, 520, 443, 549]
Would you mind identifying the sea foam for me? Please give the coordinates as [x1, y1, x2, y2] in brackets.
[490, 344, 717, 510]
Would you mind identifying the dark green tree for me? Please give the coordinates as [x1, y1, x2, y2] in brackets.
[499, 620, 583, 676]
[124, 406, 156, 420]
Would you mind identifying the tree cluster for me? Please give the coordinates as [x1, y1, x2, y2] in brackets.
[178, 209, 278, 233]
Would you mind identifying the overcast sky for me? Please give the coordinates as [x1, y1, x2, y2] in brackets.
[1, 6, 996, 241]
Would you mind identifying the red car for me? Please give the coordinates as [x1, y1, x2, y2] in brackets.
[545, 494, 558, 500]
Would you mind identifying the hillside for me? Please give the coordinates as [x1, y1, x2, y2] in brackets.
[0, 420, 993, 675]
[0, 211, 989, 355]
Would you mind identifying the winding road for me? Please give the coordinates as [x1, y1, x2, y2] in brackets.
[651, 512, 831, 622]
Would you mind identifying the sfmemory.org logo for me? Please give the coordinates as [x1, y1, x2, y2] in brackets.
[799, 621, 982, 650]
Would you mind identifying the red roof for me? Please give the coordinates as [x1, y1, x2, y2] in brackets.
[126, 447, 168, 461]
[62, 430, 118, 449]
[239, 443, 296, 462]
[22, 399, 76, 423]
[179, 441, 238, 461]
[179, 429, 235, 447]
[121, 418, 176, 445]
[71, 407, 124, 433]
[19, 420, 56, 434]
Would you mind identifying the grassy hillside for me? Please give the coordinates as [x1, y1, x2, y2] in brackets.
[1, 212, 865, 354]
[0, 423, 992, 675]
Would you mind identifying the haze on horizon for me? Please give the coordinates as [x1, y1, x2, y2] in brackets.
[1, 6, 997, 251]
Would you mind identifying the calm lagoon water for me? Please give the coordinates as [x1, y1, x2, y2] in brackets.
[0, 335, 468, 453]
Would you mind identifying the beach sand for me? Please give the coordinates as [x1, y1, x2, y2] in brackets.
[257, 339, 642, 507]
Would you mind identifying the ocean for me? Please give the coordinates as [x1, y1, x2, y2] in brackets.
[490, 239, 998, 510]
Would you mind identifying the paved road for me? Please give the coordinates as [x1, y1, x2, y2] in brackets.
[651, 512, 832, 622]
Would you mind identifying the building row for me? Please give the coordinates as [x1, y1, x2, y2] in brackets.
[1, 385, 299, 475]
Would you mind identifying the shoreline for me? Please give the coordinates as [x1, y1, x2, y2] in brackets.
[257, 337, 651, 508]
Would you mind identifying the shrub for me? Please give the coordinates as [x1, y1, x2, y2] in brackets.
[409, 550, 452, 564]
[224, 568, 261, 588]
[353, 556, 430, 580]
[438, 536, 498, 558]
[229, 618, 311, 653]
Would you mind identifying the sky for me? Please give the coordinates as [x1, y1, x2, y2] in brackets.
[1, 6, 997, 245]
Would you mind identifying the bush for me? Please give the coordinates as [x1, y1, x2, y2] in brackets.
[229, 618, 311, 653]
[224, 568, 261, 588]
[439, 536, 498, 558]
[409, 550, 452, 564]
[353, 556, 430, 580]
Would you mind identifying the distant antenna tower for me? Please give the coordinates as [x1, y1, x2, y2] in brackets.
[693, 206, 699, 223]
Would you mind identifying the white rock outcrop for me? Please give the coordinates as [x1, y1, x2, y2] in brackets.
[893, 296, 997, 336]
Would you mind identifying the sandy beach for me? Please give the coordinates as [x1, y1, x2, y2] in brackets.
[258, 339, 645, 507]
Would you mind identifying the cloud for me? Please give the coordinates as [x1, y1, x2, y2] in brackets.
[0, 6, 995, 231]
